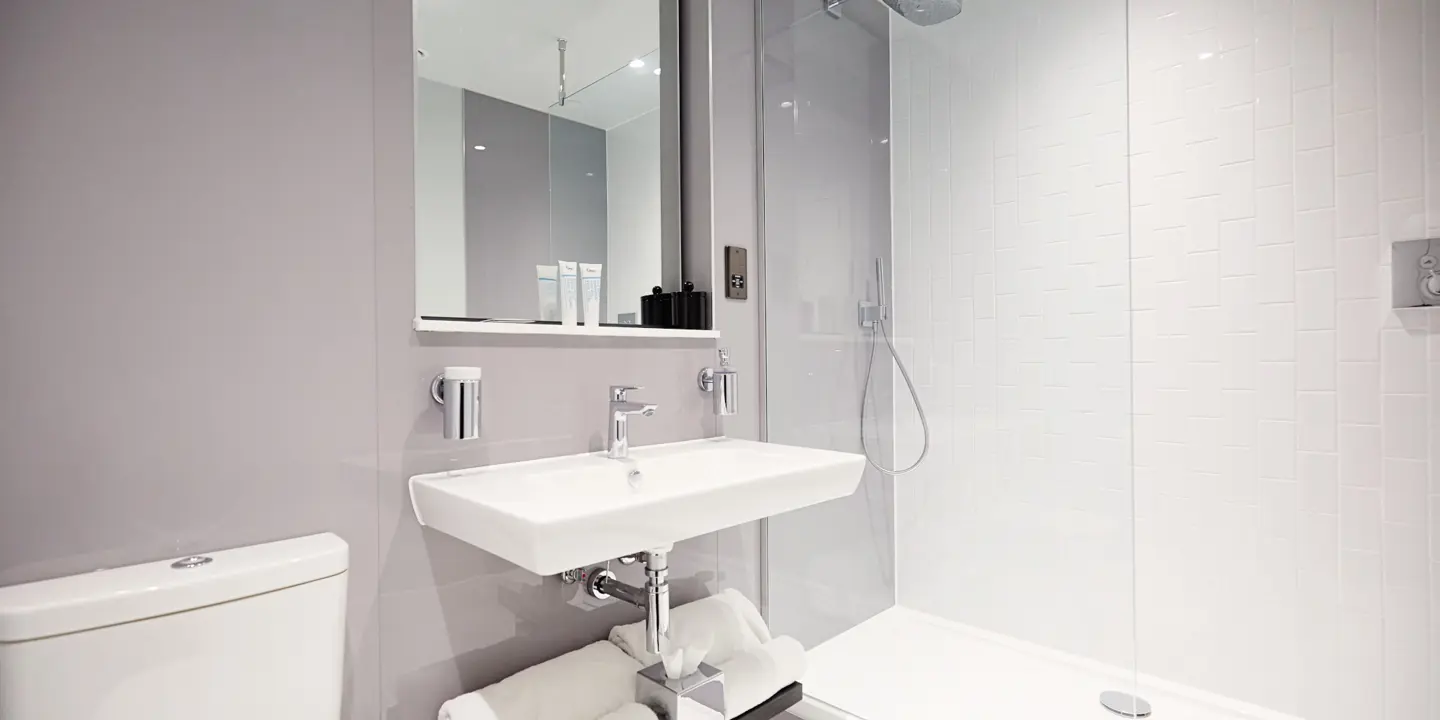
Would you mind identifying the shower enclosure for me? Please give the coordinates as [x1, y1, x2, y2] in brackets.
[759, 0, 1438, 718]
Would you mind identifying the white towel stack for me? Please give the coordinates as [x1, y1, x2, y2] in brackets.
[714, 637, 807, 717]
[608, 589, 773, 669]
[438, 589, 807, 720]
[596, 705, 658, 720]
[608, 590, 806, 718]
[438, 641, 641, 720]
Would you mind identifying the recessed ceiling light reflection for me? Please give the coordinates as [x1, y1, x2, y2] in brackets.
[473, 145, 486, 151]
[780, 101, 794, 109]
[629, 58, 645, 68]
[653, 68, 662, 75]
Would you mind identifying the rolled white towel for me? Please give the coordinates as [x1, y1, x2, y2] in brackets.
[438, 693, 500, 720]
[610, 590, 770, 668]
[717, 589, 772, 645]
[438, 641, 642, 720]
[596, 703, 659, 720]
[717, 636, 808, 719]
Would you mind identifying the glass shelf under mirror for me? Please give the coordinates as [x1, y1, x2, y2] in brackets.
[413, 317, 719, 339]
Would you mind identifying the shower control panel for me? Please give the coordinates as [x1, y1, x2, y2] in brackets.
[725, 246, 748, 300]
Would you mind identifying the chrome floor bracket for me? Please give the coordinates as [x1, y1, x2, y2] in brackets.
[1100, 691, 1152, 718]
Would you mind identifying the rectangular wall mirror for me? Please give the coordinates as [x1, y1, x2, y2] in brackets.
[414, 0, 702, 334]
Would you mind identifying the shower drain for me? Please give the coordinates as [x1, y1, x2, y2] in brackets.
[1100, 691, 1152, 718]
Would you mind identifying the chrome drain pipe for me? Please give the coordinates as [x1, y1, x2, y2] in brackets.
[585, 550, 671, 654]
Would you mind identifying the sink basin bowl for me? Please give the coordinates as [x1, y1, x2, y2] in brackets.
[409, 438, 865, 576]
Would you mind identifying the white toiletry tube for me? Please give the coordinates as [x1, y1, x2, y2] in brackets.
[536, 265, 559, 321]
[580, 263, 603, 326]
[558, 260, 579, 325]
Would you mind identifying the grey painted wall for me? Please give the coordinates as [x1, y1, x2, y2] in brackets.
[680, 0, 765, 615]
[0, 3, 760, 720]
[462, 91, 548, 318]
[462, 92, 607, 320]
[0, 0, 383, 717]
[547, 112, 609, 295]
[757, 0, 896, 648]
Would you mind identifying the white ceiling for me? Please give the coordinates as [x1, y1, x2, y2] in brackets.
[416, 0, 660, 129]
[549, 48, 661, 130]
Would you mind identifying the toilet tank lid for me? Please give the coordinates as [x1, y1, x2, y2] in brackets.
[0, 533, 348, 643]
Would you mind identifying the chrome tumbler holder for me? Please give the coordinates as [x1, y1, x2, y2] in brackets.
[431, 367, 482, 440]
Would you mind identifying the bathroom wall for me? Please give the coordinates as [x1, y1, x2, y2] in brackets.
[463, 92, 608, 320]
[416, 78, 612, 321]
[606, 109, 663, 321]
[0, 1, 385, 717]
[0, 4, 762, 720]
[893, 0, 1440, 717]
[547, 112, 610, 314]
[375, 1, 764, 719]
[758, 0, 898, 649]
[416, 78, 467, 317]
[461, 91, 551, 320]
[890, 0, 1137, 669]
[1126, 0, 1439, 715]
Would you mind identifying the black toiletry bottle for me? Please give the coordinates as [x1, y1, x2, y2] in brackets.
[641, 287, 658, 326]
[654, 287, 676, 328]
[676, 281, 711, 330]
[673, 283, 692, 329]
[642, 286, 676, 328]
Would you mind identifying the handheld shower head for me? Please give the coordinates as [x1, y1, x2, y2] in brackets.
[874, 257, 888, 309]
[859, 257, 889, 327]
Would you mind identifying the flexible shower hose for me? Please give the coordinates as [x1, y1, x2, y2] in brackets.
[860, 315, 931, 476]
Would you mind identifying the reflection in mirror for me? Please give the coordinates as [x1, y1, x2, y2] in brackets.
[414, 0, 684, 328]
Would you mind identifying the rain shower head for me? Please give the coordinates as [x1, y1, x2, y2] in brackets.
[878, 0, 962, 25]
[825, 0, 962, 26]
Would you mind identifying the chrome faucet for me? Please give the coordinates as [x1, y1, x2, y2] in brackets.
[608, 386, 658, 459]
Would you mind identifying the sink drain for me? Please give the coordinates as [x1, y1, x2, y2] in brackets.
[1100, 691, 1152, 718]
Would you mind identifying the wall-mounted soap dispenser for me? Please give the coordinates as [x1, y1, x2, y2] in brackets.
[431, 366, 482, 439]
[697, 349, 738, 416]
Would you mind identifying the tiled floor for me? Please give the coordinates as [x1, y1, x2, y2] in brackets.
[789, 607, 1302, 720]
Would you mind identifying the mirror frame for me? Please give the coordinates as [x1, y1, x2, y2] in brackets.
[412, 0, 714, 338]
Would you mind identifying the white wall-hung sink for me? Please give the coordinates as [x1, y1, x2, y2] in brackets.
[409, 438, 865, 576]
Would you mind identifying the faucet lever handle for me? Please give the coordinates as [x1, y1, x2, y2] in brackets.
[610, 385, 643, 401]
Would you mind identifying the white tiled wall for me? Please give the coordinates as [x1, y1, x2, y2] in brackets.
[892, 0, 1440, 716]
[891, 0, 1138, 671]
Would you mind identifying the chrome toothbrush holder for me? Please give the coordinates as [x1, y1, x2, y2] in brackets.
[431, 366, 482, 440]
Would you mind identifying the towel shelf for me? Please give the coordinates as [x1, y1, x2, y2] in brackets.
[735, 682, 803, 720]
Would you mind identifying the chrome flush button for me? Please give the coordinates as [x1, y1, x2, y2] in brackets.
[171, 556, 213, 569]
